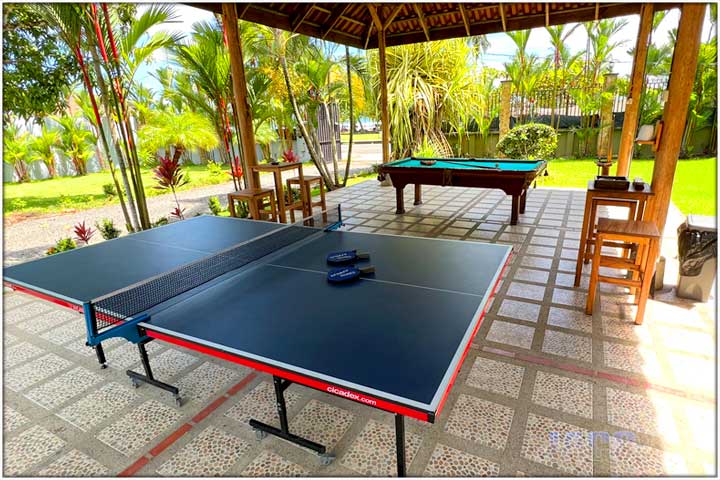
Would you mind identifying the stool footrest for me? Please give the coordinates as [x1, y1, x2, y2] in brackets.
[598, 256, 641, 271]
[598, 275, 642, 288]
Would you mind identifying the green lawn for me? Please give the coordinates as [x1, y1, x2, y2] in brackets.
[4, 164, 232, 218]
[340, 132, 381, 142]
[542, 157, 716, 215]
[5, 157, 714, 219]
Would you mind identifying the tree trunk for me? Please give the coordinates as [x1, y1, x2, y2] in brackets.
[342, 45, 354, 187]
[279, 53, 335, 189]
[323, 102, 340, 187]
[91, 53, 140, 231]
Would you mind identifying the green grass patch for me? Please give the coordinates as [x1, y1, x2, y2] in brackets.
[4, 164, 232, 217]
[542, 157, 716, 215]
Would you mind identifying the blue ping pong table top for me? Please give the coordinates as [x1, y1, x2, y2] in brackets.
[3, 216, 284, 305]
[136, 223, 511, 415]
[4, 215, 511, 417]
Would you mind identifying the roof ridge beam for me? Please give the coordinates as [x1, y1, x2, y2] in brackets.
[458, 4, 471, 36]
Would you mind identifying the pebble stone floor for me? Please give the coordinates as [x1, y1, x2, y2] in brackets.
[3, 180, 716, 476]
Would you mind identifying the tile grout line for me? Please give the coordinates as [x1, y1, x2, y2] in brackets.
[481, 345, 714, 404]
[118, 371, 258, 477]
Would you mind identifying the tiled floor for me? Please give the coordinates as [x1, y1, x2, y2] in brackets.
[3, 180, 716, 476]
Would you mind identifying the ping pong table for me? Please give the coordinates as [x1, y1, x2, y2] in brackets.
[4, 207, 511, 475]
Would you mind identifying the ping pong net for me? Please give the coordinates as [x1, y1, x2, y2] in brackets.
[88, 205, 343, 336]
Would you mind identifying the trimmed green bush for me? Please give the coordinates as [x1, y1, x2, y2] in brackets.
[96, 218, 121, 240]
[47, 238, 76, 255]
[208, 196, 223, 216]
[496, 123, 558, 159]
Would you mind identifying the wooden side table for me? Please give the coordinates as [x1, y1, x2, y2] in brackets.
[574, 180, 654, 287]
[228, 188, 278, 222]
[251, 162, 306, 224]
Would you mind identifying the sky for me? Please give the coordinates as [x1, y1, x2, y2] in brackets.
[135, 4, 715, 92]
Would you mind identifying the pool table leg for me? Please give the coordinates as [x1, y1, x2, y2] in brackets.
[510, 195, 520, 225]
[395, 186, 406, 214]
[413, 184, 422, 205]
[519, 189, 527, 214]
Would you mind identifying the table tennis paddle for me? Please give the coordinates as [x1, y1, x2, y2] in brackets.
[326, 250, 370, 265]
[327, 265, 375, 283]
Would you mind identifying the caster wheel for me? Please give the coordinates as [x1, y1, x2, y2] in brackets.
[131, 378, 140, 388]
[254, 429, 268, 441]
[318, 453, 335, 466]
[175, 396, 183, 407]
[100, 364, 108, 370]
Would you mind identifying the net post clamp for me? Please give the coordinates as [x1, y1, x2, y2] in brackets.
[83, 302, 150, 346]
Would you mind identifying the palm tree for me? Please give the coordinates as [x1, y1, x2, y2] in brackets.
[546, 24, 581, 128]
[370, 38, 486, 159]
[3, 124, 34, 182]
[31, 125, 60, 178]
[52, 113, 95, 175]
[138, 110, 220, 163]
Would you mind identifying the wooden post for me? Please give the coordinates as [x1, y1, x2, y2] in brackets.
[222, 3, 260, 189]
[616, 3, 654, 176]
[378, 28, 390, 164]
[650, 3, 705, 234]
[597, 73, 617, 158]
[499, 80, 512, 138]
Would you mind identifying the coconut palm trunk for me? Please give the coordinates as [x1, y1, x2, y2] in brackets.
[342, 45, 354, 186]
[279, 53, 335, 189]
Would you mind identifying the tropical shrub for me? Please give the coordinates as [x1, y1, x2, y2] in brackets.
[47, 237, 76, 255]
[153, 154, 189, 219]
[208, 196, 223, 215]
[496, 123, 558, 159]
[53, 113, 95, 175]
[206, 161, 225, 177]
[73, 221, 95, 245]
[96, 218, 121, 240]
[31, 125, 60, 177]
[3, 125, 33, 182]
[102, 183, 116, 197]
[412, 137, 437, 158]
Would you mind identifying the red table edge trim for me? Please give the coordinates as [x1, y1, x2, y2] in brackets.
[145, 328, 431, 422]
[4, 282, 83, 312]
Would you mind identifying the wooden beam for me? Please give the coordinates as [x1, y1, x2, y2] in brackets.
[413, 4, 431, 42]
[222, 3, 258, 189]
[458, 4, 471, 36]
[290, 3, 315, 33]
[321, 4, 350, 39]
[364, 22, 374, 49]
[545, 3, 550, 27]
[595, 3, 600, 20]
[367, 4, 383, 31]
[499, 4, 507, 32]
[378, 27, 390, 164]
[616, 3, 654, 176]
[384, 4, 404, 30]
[650, 3, 706, 234]
[238, 3, 250, 19]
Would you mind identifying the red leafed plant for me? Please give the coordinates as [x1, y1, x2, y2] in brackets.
[227, 156, 243, 179]
[154, 155, 188, 222]
[170, 206, 186, 220]
[282, 149, 300, 163]
[73, 221, 96, 245]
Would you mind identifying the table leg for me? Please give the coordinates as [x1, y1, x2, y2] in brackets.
[395, 186, 406, 214]
[635, 239, 659, 325]
[574, 192, 593, 287]
[94, 343, 107, 369]
[519, 189, 527, 214]
[510, 195, 519, 225]
[298, 164, 307, 220]
[227, 195, 236, 218]
[395, 414, 406, 477]
[413, 184, 422, 205]
[274, 171, 287, 223]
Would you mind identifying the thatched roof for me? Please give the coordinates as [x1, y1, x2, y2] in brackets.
[190, 3, 679, 49]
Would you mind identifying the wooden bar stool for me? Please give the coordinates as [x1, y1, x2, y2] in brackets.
[227, 188, 278, 222]
[574, 180, 654, 287]
[585, 218, 661, 325]
[285, 176, 327, 223]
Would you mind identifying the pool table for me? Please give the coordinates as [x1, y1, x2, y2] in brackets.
[377, 157, 548, 225]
